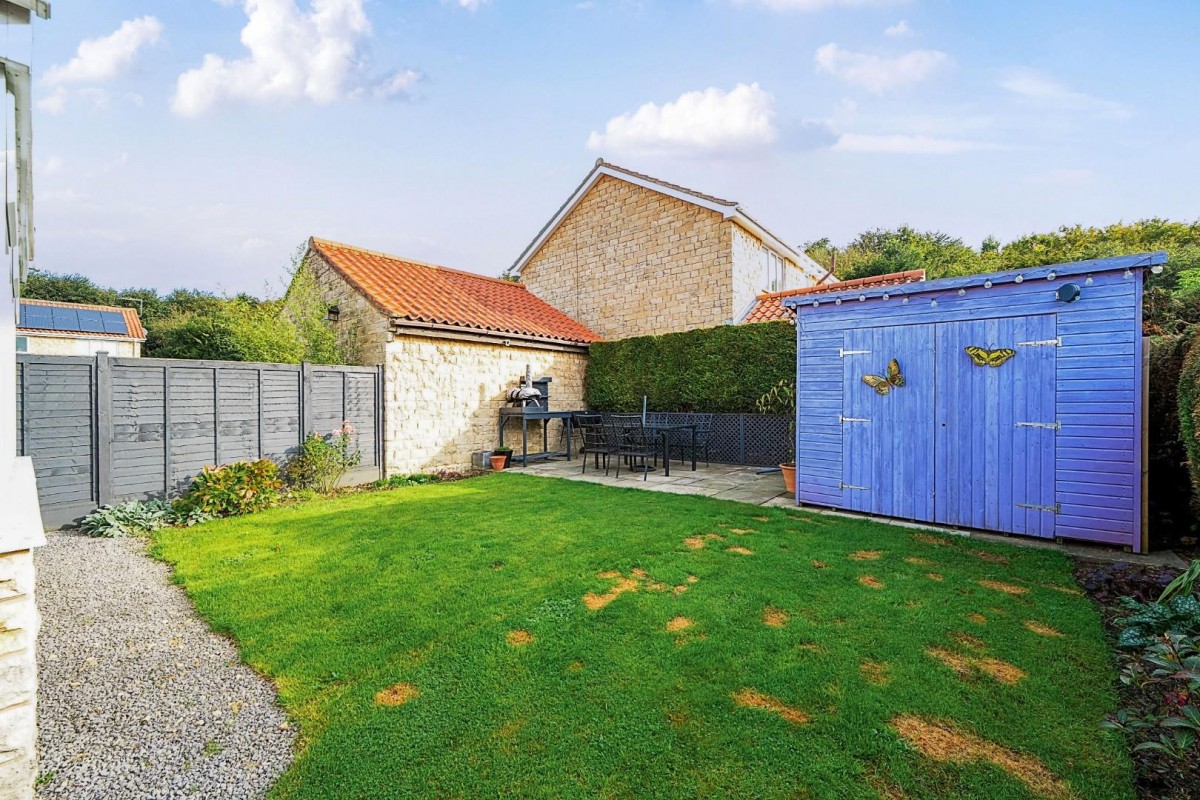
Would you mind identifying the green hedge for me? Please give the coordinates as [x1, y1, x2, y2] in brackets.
[585, 322, 795, 413]
[1149, 335, 1195, 545]
[1179, 328, 1200, 522]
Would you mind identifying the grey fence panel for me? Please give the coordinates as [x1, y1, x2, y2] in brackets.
[15, 354, 383, 528]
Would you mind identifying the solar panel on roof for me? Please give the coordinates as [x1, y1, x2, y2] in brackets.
[19, 303, 54, 330]
[76, 309, 106, 333]
[51, 306, 80, 331]
[100, 311, 128, 335]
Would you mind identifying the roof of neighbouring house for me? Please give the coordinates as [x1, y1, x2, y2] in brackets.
[17, 298, 146, 340]
[742, 269, 928, 323]
[509, 159, 827, 282]
[309, 237, 602, 345]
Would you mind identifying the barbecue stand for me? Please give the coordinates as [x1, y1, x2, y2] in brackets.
[498, 376, 573, 467]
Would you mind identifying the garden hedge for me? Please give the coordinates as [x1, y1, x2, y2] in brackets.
[585, 322, 795, 413]
[1178, 328, 1200, 522]
[1148, 334, 1196, 545]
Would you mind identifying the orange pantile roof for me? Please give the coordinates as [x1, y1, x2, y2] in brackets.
[310, 238, 601, 345]
[18, 297, 146, 339]
[743, 270, 926, 324]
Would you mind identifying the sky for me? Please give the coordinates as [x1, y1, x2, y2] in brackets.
[6, 0, 1200, 295]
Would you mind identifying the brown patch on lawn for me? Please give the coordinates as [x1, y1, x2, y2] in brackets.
[596, 570, 621, 579]
[967, 613, 988, 625]
[686, 574, 699, 583]
[583, 576, 639, 611]
[726, 545, 754, 555]
[375, 682, 419, 706]
[732, 688, 810, 725]
[972, 550, 1010, 565]
[865, 770, 909, 800]
[752, 516, 770, 522]
[666, 615, 693, 632]
[926, 647, 1026, 685]
[913, 532, 953, 547]
[762, 606, 789, 627]
[683, 533, 725, 550]
[978, 579, 1029, 596]
[672, 584, 689, 596]
[850, 550, 883, 561]
[566, 661, 584, 672]
[726, 527, 757, 535]
[926, 573, 944, 582]
[858, 575, 884, 589]
[951, 632, 987, 650]
[1040, 582, 1083, 596]
[1024, 620, 1064, 638]
[666, 709, 690, 728]
[861, 660, 891, 686]
[798, 642, 824, 653]
[891, 715, 1070, 800]
[904, 556, 934, 566]
[811, 560, 828, 569]
[646, 581, 669, 592]
[631, 567, 648, 579]
[506, 629, 534, 646]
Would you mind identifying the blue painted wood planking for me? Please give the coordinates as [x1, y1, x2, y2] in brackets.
[789, 252, 1156, 552]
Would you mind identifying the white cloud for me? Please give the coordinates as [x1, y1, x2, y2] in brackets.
[814, 43, 950, 93]
[44, 16, 163, 86]
[832, 133, 992, 154]
[172, 0, 414, 117]
[447, 0, 490, 9]
[586, 83, 777, 156]
[884, 19, 911, 37]
[999, 69, 1129, 119]
[362, 69, 422, 100]
[734, 0, 903, 10]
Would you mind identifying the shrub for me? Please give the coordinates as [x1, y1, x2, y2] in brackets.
[586, 322, 795, 414]
[79, 499, 213, 537]
[1180, 329, 1200, 519]
[371, 473, 442, 490]
[1149, 334, 1196, 545]
[181, 459, 283, 517]
[1115, 595, 1200, 649]
[283, 422, 362, 494]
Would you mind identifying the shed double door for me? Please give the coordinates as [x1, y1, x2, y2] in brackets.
[840, 315, 1057, 537]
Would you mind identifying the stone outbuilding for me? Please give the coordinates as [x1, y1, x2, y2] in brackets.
[16, 298, 145, 357]
[510, 160, 830, 339]
[302, 237, 600, 475]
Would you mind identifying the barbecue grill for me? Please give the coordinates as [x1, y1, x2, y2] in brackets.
[498, 370, 576, 466]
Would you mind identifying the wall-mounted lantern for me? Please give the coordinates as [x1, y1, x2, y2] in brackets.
[326, 304, 340, 322]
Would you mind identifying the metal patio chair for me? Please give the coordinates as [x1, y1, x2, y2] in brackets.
[573, 413, 614, 474]
[606, 416, 658, 480]
[670, 413, 714, 467]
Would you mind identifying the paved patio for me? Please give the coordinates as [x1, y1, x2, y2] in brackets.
[519, 456, 791, 506]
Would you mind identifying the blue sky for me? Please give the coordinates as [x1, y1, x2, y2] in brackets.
[15, 0, 1200, 294]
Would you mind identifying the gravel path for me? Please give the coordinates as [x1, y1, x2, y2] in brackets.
[35, 532, 295, 800]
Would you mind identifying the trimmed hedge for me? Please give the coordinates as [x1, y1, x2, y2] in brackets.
[1179, 328, 1200, 522]
[1149, 334, 1196, 545]
[585, 322, 795, 413]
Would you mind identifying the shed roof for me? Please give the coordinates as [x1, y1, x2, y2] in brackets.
[744, 270, 926, 323]
[310, 237, 601, 345]
[17, 298, 146, 340]
[782, 252, 1168, 310]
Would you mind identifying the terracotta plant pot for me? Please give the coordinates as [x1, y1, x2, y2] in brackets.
[779, 463, 796, 495]
[489, 454, 508, 471]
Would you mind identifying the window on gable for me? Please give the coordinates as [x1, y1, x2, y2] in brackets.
[15, 336, 27, 352]
[764, 249, 784, 292]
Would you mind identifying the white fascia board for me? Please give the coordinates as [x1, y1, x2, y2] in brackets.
[510, 164, 735, 276]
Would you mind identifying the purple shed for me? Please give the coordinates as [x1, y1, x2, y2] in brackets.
[782, 252, 1167, 553]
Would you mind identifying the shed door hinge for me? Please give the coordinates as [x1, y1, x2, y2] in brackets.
[839, 348, 871, 357]
[1016, 338, 1060, 347]
[1015, 421, 1060, 430]
[840, 416, 870, 424]
[1016, 502, 1060, 513]
[840, 482, 870, 491]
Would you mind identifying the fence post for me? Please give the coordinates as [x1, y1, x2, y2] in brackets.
[163, 365, 172, 495]
[738, 414, 746, 465]
[300, 361, 313, 443]
[95, 353, 113, 507]
[256, 368, 264, 460]
[376, 363, 386, 480]
[212, 366, 221, 467]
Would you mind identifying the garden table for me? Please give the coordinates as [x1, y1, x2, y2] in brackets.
[640, 423, 697, 477]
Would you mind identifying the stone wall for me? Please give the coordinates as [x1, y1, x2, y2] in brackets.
[304, 251, 391, 366]
[520, 175, 733, 339]
[731, 225, 810, 317]
[0, 547, 38, 800]
[384, 335, 588, 474]
[20, 335, 138, 357]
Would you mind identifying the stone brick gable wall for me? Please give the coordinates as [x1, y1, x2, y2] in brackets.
[384, 336, 587, 475]
[731, 226, 812, 319]
[305, 252, 392, 367]
[520, 176, 734, 339]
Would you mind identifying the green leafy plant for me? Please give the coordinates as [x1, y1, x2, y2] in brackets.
[283, 422, 362, 494]
[1115, 595, 1200, 649]
[756, 379, 797, 466]
[1161, 560, 1200, 603]
[371, 473, 442, 490]
[1105, 632, 1200, 765]
[80, 500, 172, 537]
[180, 459, 284, 517]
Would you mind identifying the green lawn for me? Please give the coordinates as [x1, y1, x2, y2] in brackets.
[153, 473, 1131, 800]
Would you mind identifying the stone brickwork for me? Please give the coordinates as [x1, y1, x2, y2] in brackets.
[305, 252, 391, 366]
[520, 176, 734, 339]
[20, 336, 139, 357]
[0, 547, 39, 800]
[731, 226, 809, 319]
[384, 335, 587, 474]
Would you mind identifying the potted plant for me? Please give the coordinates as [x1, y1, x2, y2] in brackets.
[494, 446, 513, 468]
[756, 379, 797, 494]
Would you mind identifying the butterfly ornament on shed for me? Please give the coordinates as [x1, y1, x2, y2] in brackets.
[964, 346, 1016, 368]
[862, 359, 905, 396]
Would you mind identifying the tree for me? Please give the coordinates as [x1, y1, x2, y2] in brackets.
[805, 226, 978, 281]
